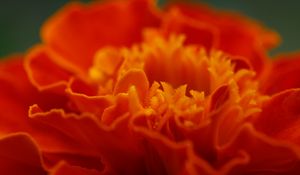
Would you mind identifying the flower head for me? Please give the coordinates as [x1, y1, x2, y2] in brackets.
[1, 0, 300, 174]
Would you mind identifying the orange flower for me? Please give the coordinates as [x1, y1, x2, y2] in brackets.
[1, 0, 300, 174]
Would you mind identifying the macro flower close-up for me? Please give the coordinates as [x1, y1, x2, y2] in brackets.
[1, 0, 300, 174]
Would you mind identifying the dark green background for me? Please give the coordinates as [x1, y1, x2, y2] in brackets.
[0, 0, 299, 58]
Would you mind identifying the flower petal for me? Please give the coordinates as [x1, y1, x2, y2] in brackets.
[25, 45, 71, 92]
[130, 123, 216, 175]
[161, 8, 218, 50]
[44, 152, 104, 173]
[42, 0, 160, 75]
[209, 85, 230, 111]
[167, 3, 280, 73]
[260, 53, 300, 94]
[114, 69, 149, 102]
[65, 78, 113, 117]
[50, 161, 101, 175]
[219, 124, 300, 174]
[0, 133, 46, 175]
[253, 88, 300, 145]
[29, 105, 145, 174]
[0, 56, 68, 135]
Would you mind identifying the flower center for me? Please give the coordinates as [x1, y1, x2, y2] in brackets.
[88, 30, 241, 95]
[87, 29, 267, 133]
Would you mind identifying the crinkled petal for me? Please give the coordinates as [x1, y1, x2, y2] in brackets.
[114, 69, 149, 102]
[25, 45, 71, 92]
[50, 161, 101, 175]
[66, 78, 113, 117]
[166, 2, 280, 73]
[260, 53, 300, 94]
[253, 88, 300, 144]
[0, 56, 68, 135]
[0, 133, 47, 175]
[28, 105, 98, 160]
[130, 121, 216, 175]
[161, 8, 218, 50]
[219, 124, 300, 174]
[42, 0, 160, 75]
[43, 152, 104, 172]
[29, 105, 146, 174]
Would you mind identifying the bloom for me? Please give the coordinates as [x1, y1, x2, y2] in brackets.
[1, 0, 300, 174]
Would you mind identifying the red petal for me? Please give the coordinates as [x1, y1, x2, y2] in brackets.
[161, 8, 218, 50]
[101, 94, 129, 125]
[29, 105, 145, 174]
[42, 0, 160, 75]
[260, 53, 300, 95]
[0, 133, 46, 175]
[114, 69, 149, 102]
[0, 56, 68, 135]
[44, 152, 104, 173]
[130, 123, 216, 175]
[253, 88, 300, 145]
[50, 161, 101, 175]
[166, 3, 280, 73]
[209, 85, 230, 112]
[28, 105, 93, 156]
[66, 78, 113, 117]
[219, 124, 300, 174]
[230, 56, 252, 72]
[25, 45, 71, 92]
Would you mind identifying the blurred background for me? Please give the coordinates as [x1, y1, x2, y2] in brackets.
[0, 0, 299, 58]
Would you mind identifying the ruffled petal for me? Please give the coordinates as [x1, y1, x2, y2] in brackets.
[253, 88, 300, 144]
[44, 152, 104, 173]
[42, 0, 160, 75]
[0, 56, 68, 135]
[29, 105, 145, 174]
[130, 123, 216, 175]
[166, 2, 280, 73]
[260, 53, 300, 94]
[0, 133, 46, 175]
[114, 69, 149, 102]
[25, 45, 71, 92]
[65, 78, 113, 117]
[50, 161, 101, 175]
[219, 124, 300, 174]
[161, 8, 218, 50]
[0, 57, 33, 134]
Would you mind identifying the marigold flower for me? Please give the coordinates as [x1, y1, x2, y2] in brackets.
[1, 0, 300, 174]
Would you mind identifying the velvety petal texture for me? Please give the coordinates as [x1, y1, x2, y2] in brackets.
[0, 133, 46, 175]
[41, 0, 160, 75]
[260, 53, 300, 94]
[0, 0, 300, 175]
